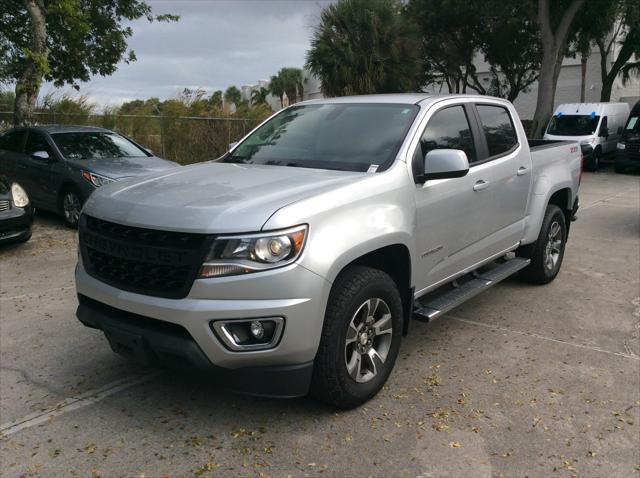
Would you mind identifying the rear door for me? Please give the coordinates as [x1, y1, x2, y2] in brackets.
[471, 103, 531, 254]
[0, 129, 27, 179]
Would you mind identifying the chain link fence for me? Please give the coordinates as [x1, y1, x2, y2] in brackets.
[0, 111, 265, 165]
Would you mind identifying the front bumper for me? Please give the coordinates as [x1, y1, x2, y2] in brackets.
[615, 148, 640, 168]
[0, 204, 33, 244]
[75, 260, 332, 396]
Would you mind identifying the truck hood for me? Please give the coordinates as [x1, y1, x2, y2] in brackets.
[68, 156, 179, 180]
[82, 162, 365, 233]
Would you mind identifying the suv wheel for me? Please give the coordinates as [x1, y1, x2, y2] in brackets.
[311, 266, 403, 408]
[518, 204, 567, 284]
[61, 189, 82, 228]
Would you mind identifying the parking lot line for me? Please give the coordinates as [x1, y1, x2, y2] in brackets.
[448, 315, 639, 360]
[0, 371, 161, 437]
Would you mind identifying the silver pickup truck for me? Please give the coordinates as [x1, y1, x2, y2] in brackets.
[75, 94, 582, 408]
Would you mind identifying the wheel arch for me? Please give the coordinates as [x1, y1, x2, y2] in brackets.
[332, 243, 414, 337]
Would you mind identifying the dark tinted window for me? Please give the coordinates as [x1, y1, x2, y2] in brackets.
[420, 106, 476, 162]
[51, 132, 148, 160]
[0, 131, 25, 153]
[477, 105, 518, 157]
[225, 103, 419, 172]
[25, 131, 53, 156]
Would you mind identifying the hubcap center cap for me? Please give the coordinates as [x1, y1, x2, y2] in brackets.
[359, 333, 368, 346]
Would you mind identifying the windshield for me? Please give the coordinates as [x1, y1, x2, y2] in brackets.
[51, 132, 149, 160]
[546, 114, 600, 136]
[223, 103, 419, 172]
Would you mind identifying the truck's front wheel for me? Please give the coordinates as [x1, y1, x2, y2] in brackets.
[311, 266, 403, 408]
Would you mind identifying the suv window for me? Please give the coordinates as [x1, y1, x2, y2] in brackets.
[477, 105, 518, 157]
[0, 131, 25, 153]
[419, 106, 476, 163]
[25, 131, 53, 156]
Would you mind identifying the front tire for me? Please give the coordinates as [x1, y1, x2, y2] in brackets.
[311, 266, 403, 409]
[584, 148, 601, 172]
[60, 188, 82, 228]
[518, 204, 567, 284]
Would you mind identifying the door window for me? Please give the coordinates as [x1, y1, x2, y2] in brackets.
[419, 106, 476, 163]
[476, 105, 518, 157]
[25, 131, 53, 156]
[0, 131, 26, 153]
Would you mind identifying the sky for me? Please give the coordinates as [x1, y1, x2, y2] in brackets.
[41, 0, 334, 107]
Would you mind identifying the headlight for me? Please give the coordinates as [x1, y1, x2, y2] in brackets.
[82, 170, 115, 187]
[617, 142, 626, 150]
[199, 225, 308, 278]
[11, 183, 30, 208]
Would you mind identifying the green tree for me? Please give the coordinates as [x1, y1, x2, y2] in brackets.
[407, 0, 481, 94]
[268, 74, 285, 108]
[306, 0, 424, 96]
[250, 87, 269, 106]
[592, 0, 640, 101]
[0, 0, 178, 126]
[209, 90, 223, 109]
[224, 86, 242, 107]
[479, 0, 542, 102]
[278, 67, 304, 104]
[530, 0, 586, 138]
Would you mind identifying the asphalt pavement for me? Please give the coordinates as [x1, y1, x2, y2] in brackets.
[1, 166, 638, 478]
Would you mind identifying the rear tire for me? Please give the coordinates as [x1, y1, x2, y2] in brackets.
[518, 204, 566, 285]
[311, 266, 403, 409]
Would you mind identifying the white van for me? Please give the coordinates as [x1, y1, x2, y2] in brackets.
[544, 102, 630, 170]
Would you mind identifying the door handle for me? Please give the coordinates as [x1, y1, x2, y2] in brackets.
[473, 180, 490, 191]
[517, 166, 530, 176]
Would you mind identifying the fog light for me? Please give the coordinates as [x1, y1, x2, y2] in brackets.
[249, 320, 264, 339]
[211, 317, 284, 351]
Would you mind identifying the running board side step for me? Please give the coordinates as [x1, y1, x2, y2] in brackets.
[413, 257, 530, 322]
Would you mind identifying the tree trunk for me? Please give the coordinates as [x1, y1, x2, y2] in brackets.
[530, 0, 585, 138]
[13, 0, 47, 127]
[580, 53, 588, 102]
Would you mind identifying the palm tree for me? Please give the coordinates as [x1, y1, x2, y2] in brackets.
[278, 67, 304, 104]
[268, 74, 285, 108]
[306, 0, 424, 97]
[251, 87, 269, 106]
[224, 86, 242, 107]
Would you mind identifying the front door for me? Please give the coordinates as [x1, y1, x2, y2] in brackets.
[22, 130, 58, 208]
[413, 103, 494, 292]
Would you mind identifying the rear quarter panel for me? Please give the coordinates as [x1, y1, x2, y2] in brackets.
[522, 142, 581, 244]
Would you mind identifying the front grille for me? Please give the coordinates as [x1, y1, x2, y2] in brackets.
[79, 215, 211, 299]
[0, 200, 10, 212]
[625, 143, 640, 154]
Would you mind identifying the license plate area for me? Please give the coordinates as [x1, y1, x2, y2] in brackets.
[103, 326, 155, 366]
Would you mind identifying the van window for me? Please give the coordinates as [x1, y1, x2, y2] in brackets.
[547, 114, 600, 136]
[419, 106, 476, 163]
[476, 105, 518, 157]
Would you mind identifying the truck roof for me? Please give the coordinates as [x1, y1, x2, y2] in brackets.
[298, 93, 511, 107]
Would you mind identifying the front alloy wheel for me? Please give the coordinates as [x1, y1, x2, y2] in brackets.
[345, 298, 393, 383]
[62, 190, 82, 227]
[311, 266, 403, 409]
[543, 220, 562, 272]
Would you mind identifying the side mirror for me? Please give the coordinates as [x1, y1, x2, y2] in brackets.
[31, 150, 50, 161]
[599, 127, 609, 138]
[228, 141, 238, 151]
[421, 149, 469, 181]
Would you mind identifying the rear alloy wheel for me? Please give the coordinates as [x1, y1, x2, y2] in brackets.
[311, 266, 403, 408]
[518, 204, 566, 284]
[62, 190, 82, 228]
